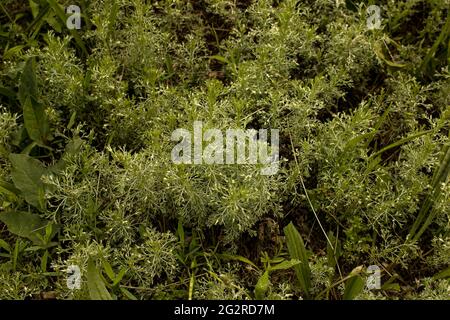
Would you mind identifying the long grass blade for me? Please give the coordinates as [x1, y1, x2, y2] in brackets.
[284, 222, 311, 298]
[409, 142, 450, 240]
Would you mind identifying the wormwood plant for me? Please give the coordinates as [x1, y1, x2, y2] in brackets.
[0, 0, 449, 300]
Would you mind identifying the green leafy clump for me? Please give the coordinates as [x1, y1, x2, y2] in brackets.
[0, 0, 449, 300]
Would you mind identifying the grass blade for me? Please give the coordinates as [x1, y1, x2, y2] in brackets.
[368, 130, 432, 161]
[420, 11, 450, 77]
[409, 142, 450, 240]
[87, 258, 113, 300]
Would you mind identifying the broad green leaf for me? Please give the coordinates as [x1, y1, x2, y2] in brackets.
[284, 222, 311, 298]
[9, 153, 46, 210]
[18, 58, 38, 106]
[254, 269, 270, 300]
[23, 97, 49, 145]
[0, 239, 11, 252]
[0, 211, 49, 245]
[0, 180, 19, 201]
[343, 275, 365, 300]
[102, 258, 116, 281]
[87, 258, 113, 300]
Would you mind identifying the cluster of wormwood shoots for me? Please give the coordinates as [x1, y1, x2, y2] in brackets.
[0, 0, 449, 299]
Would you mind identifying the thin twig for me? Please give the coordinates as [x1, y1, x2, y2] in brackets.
[288, 133, 335, 252]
